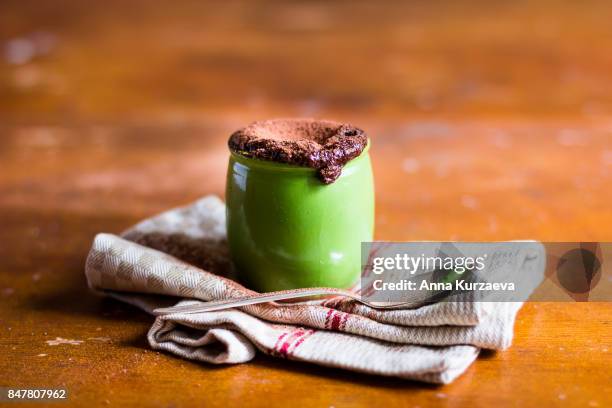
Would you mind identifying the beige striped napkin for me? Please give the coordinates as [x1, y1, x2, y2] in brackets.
[84, 196, 544, 384]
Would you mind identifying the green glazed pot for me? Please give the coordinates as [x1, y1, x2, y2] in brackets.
[226, 145, 375, 292]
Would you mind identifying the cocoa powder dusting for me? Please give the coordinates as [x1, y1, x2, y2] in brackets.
[228, 119, 368, 184]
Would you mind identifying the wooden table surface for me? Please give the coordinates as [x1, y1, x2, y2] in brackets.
[1, 1, 611, 407]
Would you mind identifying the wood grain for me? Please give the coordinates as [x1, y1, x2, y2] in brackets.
[0, 1, 611, 407]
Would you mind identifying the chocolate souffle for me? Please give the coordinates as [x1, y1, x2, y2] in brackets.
[228, 119, 368, 184]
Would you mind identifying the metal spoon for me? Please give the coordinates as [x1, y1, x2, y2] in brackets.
[153, 287, 431, 316]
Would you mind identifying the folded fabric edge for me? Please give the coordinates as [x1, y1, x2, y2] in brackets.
[149, 309, 481, 384]
[148, 318, 256, 364]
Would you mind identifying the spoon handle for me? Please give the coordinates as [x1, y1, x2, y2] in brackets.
[153, 286, 425, 315]
[153, 287, 351, 315]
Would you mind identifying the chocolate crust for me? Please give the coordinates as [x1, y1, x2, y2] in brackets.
[228, 119, 368, 184]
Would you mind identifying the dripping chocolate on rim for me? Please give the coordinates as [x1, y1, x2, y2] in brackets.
[228, 119, 369, 184]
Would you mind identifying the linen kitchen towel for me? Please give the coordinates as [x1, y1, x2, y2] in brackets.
[85, 196, 545, 384]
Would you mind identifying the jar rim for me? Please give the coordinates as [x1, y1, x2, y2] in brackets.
[229, 141, 370, 172]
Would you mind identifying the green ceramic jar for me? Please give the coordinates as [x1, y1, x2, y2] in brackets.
[226, 144, 375, 292]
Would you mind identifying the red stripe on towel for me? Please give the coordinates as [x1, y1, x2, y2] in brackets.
[339, 312, 350, 331]
[288, 330, 316, 357]
[278, 329, 305, 358]
[271, 332, 289, 356]
[330, 312, 343, 330]
[324, 309, 334, 329]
